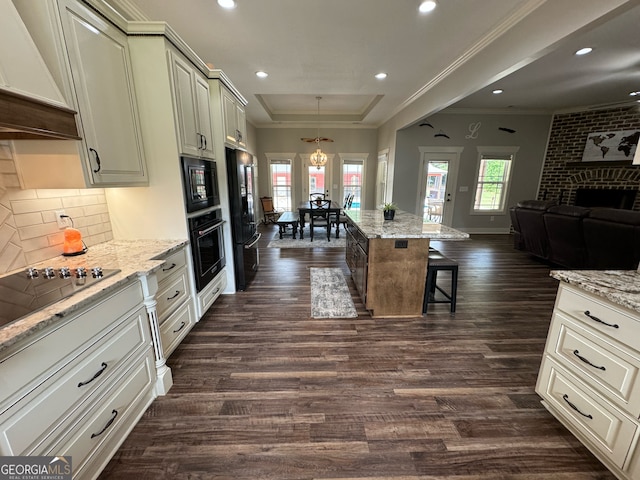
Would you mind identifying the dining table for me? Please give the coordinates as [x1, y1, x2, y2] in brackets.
[297, 200, 343, 239]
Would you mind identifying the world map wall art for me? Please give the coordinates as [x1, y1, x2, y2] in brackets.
[581, 129, 640, 162]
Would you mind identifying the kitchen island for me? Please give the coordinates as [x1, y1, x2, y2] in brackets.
[536, 269, 640, 480]
[345, 209, 468, 318]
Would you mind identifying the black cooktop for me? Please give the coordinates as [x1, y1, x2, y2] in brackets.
[0, 266, 120, 329]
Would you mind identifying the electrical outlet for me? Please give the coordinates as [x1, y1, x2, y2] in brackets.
[490, 216, 495, 221]
[55, 210, 70, 229]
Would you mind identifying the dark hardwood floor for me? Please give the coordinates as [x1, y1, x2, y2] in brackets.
[99, 225, 616, 479]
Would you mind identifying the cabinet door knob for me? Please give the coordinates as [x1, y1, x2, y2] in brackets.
[583, 310, 619, 329]
[91, 409, 118, 438]
[77, 362, 108, 387]
[89, 147, 101, 173]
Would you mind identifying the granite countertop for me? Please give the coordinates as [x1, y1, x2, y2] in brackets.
[346, 209, 469, 239]
[0, 239, 188, 352]
[551, 269, 640, 313]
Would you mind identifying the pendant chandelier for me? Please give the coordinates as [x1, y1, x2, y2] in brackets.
[309, 96, 328, 170]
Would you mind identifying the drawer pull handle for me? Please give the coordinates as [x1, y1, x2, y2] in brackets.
[573, 350, 606, 371]
[562, 394, 593, 419]
[167, 290, 180, 300]
[78, 362, 108, 387]
[162, 262, 177, 272]
[583, 310, 619, 329]
[173, 321, 186, 333]
[91, 409, 118, 439]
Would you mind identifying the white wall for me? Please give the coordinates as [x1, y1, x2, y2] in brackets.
[254, 127, 378, 211]
[393, 112, 552, 232]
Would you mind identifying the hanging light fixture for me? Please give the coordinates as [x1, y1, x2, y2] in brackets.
[309, 96, 328, 170]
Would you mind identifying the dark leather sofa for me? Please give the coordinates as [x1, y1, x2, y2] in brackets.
[510, 200, 640, 270]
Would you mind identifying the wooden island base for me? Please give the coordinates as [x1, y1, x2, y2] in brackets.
[367, 237, 430, 317]
[345, 209, 468, 318]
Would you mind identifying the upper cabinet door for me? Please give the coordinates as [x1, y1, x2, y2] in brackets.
[169, 51, 215, 159]
[194, 75, 215, 159]
[221, 87, 246, 149]
[171, 54, 200, 157]
[58, 0, 148, 186]
[234, 101, 246, 150]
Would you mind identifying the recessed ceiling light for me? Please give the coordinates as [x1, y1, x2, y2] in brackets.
[217, 0, 236, 9]
[256, 71, 268, 78]
[575, 47, 593, 56]
[492, 89, 503, 94]
[375, 72, 388, 80]
[418, 1, 437, 13]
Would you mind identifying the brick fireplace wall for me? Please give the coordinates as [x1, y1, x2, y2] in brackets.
[538, 106, 640, 210]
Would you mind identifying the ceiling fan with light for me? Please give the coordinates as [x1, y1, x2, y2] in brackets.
[301, 136, 334, 143]
[301, 96, 334, 144]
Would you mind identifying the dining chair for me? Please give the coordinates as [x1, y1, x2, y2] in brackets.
[309, 199, 332, 242]
[260, 196, 281, 223]
[310, 192, 326, 205]
[332, 193, 354, 236]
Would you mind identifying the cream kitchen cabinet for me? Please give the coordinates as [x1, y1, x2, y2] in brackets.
[221, 85, 247, 149]
[0, 278, 156, 480]
[155, 246, 197, 358]
[12, 0, 148, 187]
[197, 267, 227, 319]
[536, 281, 640, 480]
[169, 50, 215, 159]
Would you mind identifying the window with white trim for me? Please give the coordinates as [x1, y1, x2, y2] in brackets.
[269, 159, 292, 211]
[339, 154, 367, 211]
[472, 147, 518, 213]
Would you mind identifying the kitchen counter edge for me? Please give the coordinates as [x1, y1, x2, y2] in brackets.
[0, 239, 188, 353]
[550, 269, 640, 313]
[345, 209, 469, 239]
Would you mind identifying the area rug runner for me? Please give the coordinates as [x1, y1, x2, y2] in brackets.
[310, 267, 357, 318]
[268, 233, 346, 249]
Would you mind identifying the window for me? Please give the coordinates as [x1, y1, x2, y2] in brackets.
[269, 159, 292, 211]
[472, 147, 518, 213]
[340, 154, 367, 211]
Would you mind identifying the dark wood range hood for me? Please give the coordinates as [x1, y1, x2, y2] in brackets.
[0, 0, 80, 141]
[0, 88, 80, 140]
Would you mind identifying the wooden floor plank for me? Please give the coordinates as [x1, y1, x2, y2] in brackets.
[98, 227, 615, 479]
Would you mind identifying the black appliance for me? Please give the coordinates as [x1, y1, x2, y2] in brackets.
[188, 209, 226, 292]
[0, 266, 120, 329]
[225, 147, 260, 291]
[181, 155, 220, 213]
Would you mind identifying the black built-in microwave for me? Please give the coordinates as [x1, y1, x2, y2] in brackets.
[181, 155, 220, 213]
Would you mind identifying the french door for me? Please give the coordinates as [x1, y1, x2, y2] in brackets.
[417, 147, 463, 226]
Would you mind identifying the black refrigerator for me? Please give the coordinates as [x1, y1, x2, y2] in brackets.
[225, 147, 260, 291]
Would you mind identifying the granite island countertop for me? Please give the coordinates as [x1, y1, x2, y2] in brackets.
[346, 209, 469, 239]
[0, 239, 188, 352]
[551, 269, 640, 314]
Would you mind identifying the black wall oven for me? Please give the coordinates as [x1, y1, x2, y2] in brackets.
[189, 209, 225, 292]
[181, 155, 220, 213]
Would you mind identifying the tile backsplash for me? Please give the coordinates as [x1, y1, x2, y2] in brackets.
[0, 142, 113, 274]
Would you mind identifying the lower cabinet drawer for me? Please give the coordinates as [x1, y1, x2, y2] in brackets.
[556, 284, 640, 352]
[47, 350, 155, 477]
[0, 281, 144, 412]
[198, 269, 226, 317]
[160, 301, 195, 357]
[0, 306, 149, 456]
[548, 311, 640, 416]
[156, 269, 189, 320]
[537, 356, 637, 468]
